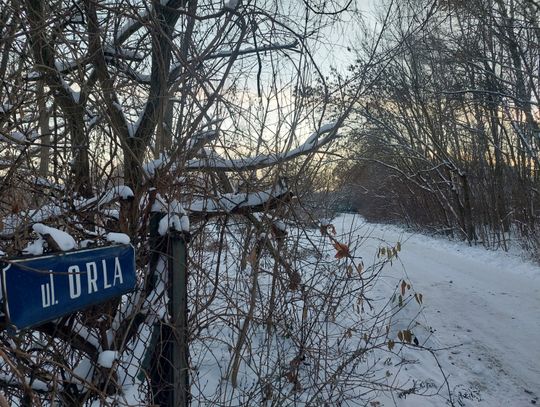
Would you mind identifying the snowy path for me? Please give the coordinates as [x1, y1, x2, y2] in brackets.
[336, 215, 540, 406]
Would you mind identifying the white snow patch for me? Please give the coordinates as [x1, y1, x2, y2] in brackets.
[102, 209, 120, 219]
[22, 237, 45, 256]
[180, 214, 190, 232]
[186, 129, 219, 151]
[188, 184, 288, 213]
[106, 232, 130, 244]
[27, 71, 41, 80]
[55, 59, 79, 72]
[120, 384, 145, 405]
[158, 214, 189, 235]
[33, 223, 77, 251]
[30, 379, 49, 391]
[306, 121, 336, 145]
[273, 219, 286, 232]
[319, 218, 332, 227]
[1, 131, 27, 144]
[0, 374, 49, 392]
[143, 153, 167, 176]
[334, 214, 540, 406]
[71, 357, 94, 391]
[127, 115, 143, 137]
[151, 195, 186, 215]
[61, 79, 81, 103]
[34, 177, 64, 190]
[126, 105, 146, 138]
[98, 350, 119, 368]
[98, 186, 134, 206]
[152, 198, 189, 236]
[80, 239, 94, 248]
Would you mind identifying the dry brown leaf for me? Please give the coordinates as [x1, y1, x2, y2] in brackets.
[403, 330, 412, 343]
[357, 262, 363, 275]
[334, 242, 350, 259]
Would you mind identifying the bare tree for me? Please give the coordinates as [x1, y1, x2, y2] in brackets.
[0, 0, 444, 406]
[339, 0, 540, 253]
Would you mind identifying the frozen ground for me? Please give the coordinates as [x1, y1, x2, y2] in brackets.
[335, 214, 540, 406]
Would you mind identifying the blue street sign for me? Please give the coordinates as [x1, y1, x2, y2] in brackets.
[1, 244, 136, 330]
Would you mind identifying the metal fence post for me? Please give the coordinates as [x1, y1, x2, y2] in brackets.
[168, 230, 190, 407]
[147, 211, 172, 406]
[147, 211, 189, 406]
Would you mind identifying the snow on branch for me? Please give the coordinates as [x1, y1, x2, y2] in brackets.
[33, 224, 77, 251]
[55, 59, 83, 74]
[97, 185, 135, 206]
[103, 46, 145, 62]
[22, 224, 77, 255]
[186, 129, 220, 152]
[0, 373, 50, 393]
[0, 131, 30, 145]
[143, 129, 219, 176]
[106, 232, 131, 244]
[186, 122, 339, 171]
[33, 177, 65, 192]
[149, 193, 190, 233]
[158, 214, 190, 235]
[110, 39, 299, 85]
[187, 181, 291, 215]
[114, 12, 150, 44]
[45, 47, 145, 79]
[168, 41, 299, 82]
[0, 186, 134, 237]
[143, 154, 168, 177]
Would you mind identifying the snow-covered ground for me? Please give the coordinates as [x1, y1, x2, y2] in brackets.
[334, 214, 540, 406]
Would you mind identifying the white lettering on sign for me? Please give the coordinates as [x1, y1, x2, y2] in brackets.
[102, 259, 111, 289]
[113, 257, 123, 285]
[40, 257, 126, 307]
[86, 262, 98, 293]
[68, 265, 81, 299]
[41, 273, 58, 308]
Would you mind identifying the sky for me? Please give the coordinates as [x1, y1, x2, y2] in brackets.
[312, 0, 381, 74]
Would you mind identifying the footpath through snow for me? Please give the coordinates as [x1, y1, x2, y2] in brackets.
[335, 214, 540, 406]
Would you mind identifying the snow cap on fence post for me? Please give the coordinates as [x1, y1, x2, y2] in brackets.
[152, 193, 190, 238]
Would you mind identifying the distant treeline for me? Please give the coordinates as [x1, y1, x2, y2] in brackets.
[335, 0, 540, 256]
